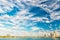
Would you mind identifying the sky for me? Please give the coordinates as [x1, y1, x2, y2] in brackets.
[0, 0, 60, 36]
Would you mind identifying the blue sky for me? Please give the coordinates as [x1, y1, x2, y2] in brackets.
[0, 0, 60, 35]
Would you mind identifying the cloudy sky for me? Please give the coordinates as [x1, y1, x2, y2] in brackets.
[0, 0, 60, 36]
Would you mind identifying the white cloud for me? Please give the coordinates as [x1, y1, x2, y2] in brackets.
[0, 23, 4, 27]
[50, 12, 60, 20]
[31, 26, 40, 31]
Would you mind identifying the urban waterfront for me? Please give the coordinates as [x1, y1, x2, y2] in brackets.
[0, 38, 60, 40]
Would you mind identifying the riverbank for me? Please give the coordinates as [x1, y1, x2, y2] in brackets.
[0, 37, 59, 40]
[0, 36, 60, 38]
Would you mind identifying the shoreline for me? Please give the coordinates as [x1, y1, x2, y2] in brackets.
[0, 36, 59, 38]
